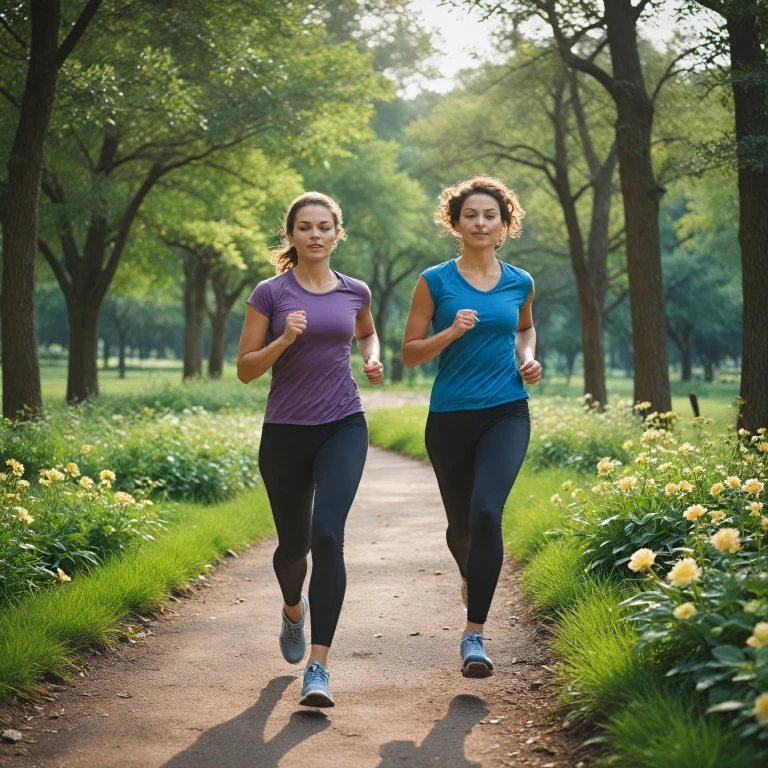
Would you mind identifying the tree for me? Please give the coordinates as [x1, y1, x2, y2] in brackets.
[32, 2, 389, 402]
[687, 0, 768, 430]
[0, 0, 102, 418]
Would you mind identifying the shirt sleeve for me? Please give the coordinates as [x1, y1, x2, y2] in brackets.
[420, 266, 441, 305]
[246, 280, 273, 319]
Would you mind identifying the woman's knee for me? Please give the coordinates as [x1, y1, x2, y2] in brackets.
[469, 500, 502, 536]
[311, 526, 343, 559]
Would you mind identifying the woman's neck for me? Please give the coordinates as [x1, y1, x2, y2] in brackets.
[292, 259, 336, 291]
[456, 246, 499, 276]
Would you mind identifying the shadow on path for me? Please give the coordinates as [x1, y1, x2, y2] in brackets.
[378, 694, 488, 767]
[162, 675, 330, 768]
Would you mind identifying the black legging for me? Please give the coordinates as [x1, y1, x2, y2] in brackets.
[258, 412, 368, 647]
[425, 399, 531, 625]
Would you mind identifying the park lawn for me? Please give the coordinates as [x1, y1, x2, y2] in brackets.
[0, 484, 274, 703]
[365, 402, 757, 768]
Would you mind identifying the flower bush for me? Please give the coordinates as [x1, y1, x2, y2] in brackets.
[1, 459, 165, 605]
[1, 405, 263, 503]
[527, 396, 670, 473]
[552, 416, 768, 755]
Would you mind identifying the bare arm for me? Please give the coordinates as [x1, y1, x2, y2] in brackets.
[236, 305, 305, 383]
[355, 303, 384, 385]
[401, 277, 478, 369]
[516, 286, 542, 384]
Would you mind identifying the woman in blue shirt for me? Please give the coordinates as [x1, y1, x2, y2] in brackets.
[401, 175, 542, 678]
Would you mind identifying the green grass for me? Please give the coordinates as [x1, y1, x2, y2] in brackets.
[367, 405, 429, 460]
[0, 485, 274, 702]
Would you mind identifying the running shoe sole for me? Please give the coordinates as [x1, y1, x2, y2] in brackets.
[299, 690, 335, 708]
[462, 660, 494, 678]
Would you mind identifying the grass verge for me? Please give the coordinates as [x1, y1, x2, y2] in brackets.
[0, 485, 273, 703]
[367, 405, 757, 767]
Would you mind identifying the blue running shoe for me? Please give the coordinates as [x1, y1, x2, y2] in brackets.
[279, 594, 308, 664]
[460, 631, 494, 678]
[299, 661, 335, 707]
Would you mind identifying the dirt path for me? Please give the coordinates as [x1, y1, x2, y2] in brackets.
[1, 448, 592, 768]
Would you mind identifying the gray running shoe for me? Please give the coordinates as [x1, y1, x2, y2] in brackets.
[279, 593, 308, 664]
[299, 661, 335, 707]
[460, 631, 494, 678]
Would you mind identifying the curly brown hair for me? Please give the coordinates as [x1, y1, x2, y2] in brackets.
[434, 175, 525, 252]
[270, 191, 346, 274]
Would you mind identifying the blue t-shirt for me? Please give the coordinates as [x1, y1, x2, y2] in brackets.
[421, 259, 533, 412]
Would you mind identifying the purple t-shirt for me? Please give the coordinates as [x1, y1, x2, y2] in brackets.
[247, 269, 371, 425]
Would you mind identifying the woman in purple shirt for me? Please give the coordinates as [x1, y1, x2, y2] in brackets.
[237, 192, 383, 708]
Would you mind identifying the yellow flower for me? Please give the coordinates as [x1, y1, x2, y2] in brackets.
[0, 472, 6, 482]
[80, 444, 93, 454]
[660, 462, 675, 472]
[665, 483, 679, 496]
[747, 501, 764, 517]
[5, 493, 18, 502]
[679, 480, 694, 493]
[79, 476, 94, 490]
[673, 603, 697, 620]
[725, 476, 741, 490]
[628, 548, 656, 573]
[40, 468, 65, 482]
[113, 491, 136, 506]
[635, 453, 648, 466]
[622, 439, 634, 451]
[56, 568, 71, 583]
[710, 482, 725, 497]
[746, 622, 768, 649]
[757, 442, 768, 453]
[591, 484, 604, 494]
[571, 488, 584, 499]
[710, 527, 742, 554]
[596, 458, 617, 476]
[692, 466, 704, 474]
[39, 478, 52, 487]
[667, 558, 702, 587]
[550, 493, 562, 505]
[635, 401, 652, 411]
[561, 480, 573, 491]
[710, 510, 726, 524]
[754, 692, 768, 724]
[5, 458, 24, 477]
[758, 427, 767, 435]
[742, 478, 765, 495]
[99, 469, 116, 483]
[619, 476, 638, 493]
[65, 462, 80, 477]
[17, 479, 30, 488]
[683, 504, 706, 521]
[739, 428, 750, 438]
[678, 442, 696, 455]
[762, 517, 768, 531]
[15, 507, 33, 524]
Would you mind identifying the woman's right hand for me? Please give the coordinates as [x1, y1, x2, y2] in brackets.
[282, 310, 307, 344]
[450, 309, 478, 339]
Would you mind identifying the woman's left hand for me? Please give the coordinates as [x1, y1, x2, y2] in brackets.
[519, 359, 542, 385]
[363, 358, 384, 386]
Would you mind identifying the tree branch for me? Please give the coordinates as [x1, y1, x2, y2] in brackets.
[0, 14, 27, 49]
[0, 84, 19, 109]
[54, 0, 103, 68]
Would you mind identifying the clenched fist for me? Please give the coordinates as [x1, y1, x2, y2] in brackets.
[282, 311, 307, 344]
[518, 359, 542, 385]
[450, 309, 478, 339]
[362, 358, 384, 386]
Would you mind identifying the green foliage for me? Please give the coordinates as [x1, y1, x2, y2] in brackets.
[0, 467, 164, 606]
[366, 405, 429, 460]
[0, 485, 273, 702]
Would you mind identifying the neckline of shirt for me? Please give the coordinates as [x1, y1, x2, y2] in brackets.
[451, 258, 506, 295]
[288, 267, 342, 296]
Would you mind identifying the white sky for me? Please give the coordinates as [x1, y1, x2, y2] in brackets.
[409, 0, 716, 95]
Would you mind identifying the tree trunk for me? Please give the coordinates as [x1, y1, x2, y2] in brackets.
[208, 313, 227, 378]
[0, 0, 60, 419]
[390, 354, 404, 383]
[183, 253, 210, 379]
[703, 359, 714, 383]
[66, 301, 101, 403]
[680, 330, 692, 382]
[118, 328, 127, 379]
[103, 337, 110, 370]
[728, 10, 768, 432]
[605, 0, 671, 411]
